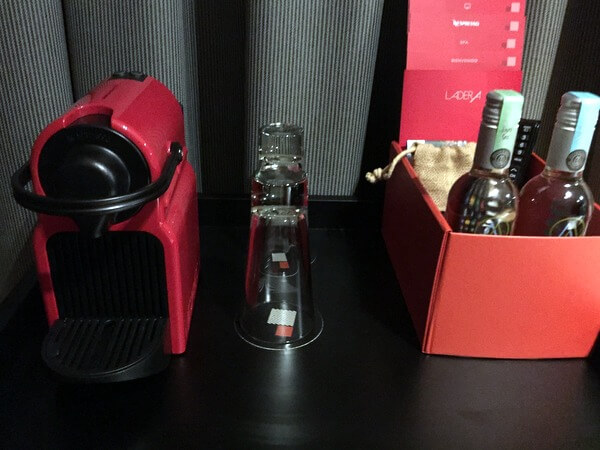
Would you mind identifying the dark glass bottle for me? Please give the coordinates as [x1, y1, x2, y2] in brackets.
[514, 92, 600, 236]
[446, 90, 524, 234]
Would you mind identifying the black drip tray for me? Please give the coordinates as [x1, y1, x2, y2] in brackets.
[42, 317, 170, 383]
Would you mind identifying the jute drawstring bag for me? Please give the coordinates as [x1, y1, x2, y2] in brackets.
[366, 142, 476, 211]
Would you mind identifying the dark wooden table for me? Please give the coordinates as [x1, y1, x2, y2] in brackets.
[1, 225, 599, 448]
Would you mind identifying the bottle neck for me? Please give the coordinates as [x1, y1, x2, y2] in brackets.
[470, 121, 513, 174]
[469, 166, 509, 177]
[544, 121, 590, 176]
[542, 165, 584, 180]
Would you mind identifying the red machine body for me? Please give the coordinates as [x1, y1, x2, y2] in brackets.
[12, 74, 200, 381]
[30, 75, 200, 355]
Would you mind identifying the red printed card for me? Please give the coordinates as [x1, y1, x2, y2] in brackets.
[399, 70, 523, 146]
[407, 50, 522, 71]
[407, 13, 525, 70]
[409, 0, 526, 16]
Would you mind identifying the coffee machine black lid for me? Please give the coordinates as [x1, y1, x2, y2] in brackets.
[39, 115, 149, 207]
[36, 114, 150, 235]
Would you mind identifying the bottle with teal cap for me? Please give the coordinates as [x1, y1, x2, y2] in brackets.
[514, 92, 600, 236]
[446, 89, 524, 234]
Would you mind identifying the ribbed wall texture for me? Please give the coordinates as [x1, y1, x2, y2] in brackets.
[62, 0, 202, 188]
[0, 0, 73, 303]
[537, 1, 600, 198]
[521, 0, 568, 120]
[195, 0, 246, 194]
[245, 0, 384, 195]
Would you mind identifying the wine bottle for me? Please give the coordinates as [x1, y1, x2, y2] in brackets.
[513, 92, 600, 236]
[446, 90, 524, 234]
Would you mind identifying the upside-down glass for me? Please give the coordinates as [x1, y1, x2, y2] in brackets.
[236, 123, 322, 349]
[236, 206, 322, 349]
[251, 123, 308, 208]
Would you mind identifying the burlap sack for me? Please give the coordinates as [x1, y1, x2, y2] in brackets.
[412, 142, 476, 211]
[365, 142, 476, 212]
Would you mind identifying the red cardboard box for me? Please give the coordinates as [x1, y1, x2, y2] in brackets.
[382, 141, 600, 358]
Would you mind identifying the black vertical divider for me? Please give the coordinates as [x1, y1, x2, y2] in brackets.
[356, 0, 408, 200]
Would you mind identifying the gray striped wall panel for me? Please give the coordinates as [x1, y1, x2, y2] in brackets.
[245, 0, 384, 195]
[195, 0, 246, 194]
[0, 0, 73, 302]
[63, 0, 202, 189]
[521, 0, 568, 121]
[537, 1, 600, 198]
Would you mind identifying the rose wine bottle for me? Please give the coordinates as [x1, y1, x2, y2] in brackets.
[446, 90, 524, 234]
[513, 92, 600, 236]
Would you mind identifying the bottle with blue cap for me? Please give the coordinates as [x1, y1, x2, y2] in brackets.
[514, 92, 600, 236]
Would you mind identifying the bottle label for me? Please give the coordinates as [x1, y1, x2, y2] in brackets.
[547, 215, 587, 236]
[460, 210, 515, 235]
[490, 149, 511, 169]
[473, 90, 523, 171]
[473, 213, 514, 235]
[492, 91, 523, 160]
[565, 150, 586, 171]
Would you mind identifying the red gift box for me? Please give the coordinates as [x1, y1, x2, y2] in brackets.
[382, 141, 600, 358]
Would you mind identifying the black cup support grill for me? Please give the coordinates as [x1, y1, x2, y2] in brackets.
[43, 231, 169, 382]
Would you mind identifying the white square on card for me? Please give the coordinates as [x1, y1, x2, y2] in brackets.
[511, 2, 521, 13]
[507, 56, 517, 67]
[509, 21, 519, 31]
[267, 308, 297, 326]
[507, 38, 516, 49]
[271, 252, 287, 262]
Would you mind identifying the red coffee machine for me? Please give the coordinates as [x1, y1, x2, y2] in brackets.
[12, 72, 200, 382]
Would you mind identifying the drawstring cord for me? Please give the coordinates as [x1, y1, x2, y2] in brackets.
[365, 147, 416, 183]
